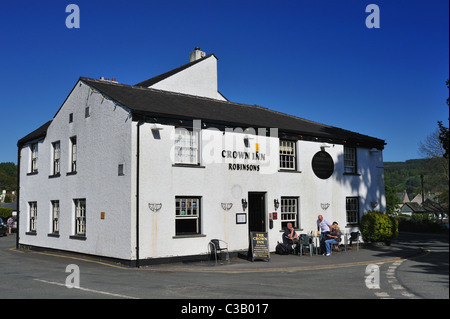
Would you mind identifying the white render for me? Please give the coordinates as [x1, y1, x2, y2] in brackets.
[146, 54, 226, 101]
[18, 52, 386, 264]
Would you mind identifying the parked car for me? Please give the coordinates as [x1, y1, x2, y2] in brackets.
[0, 218, 7, 237]
[10, 216, 17, 232]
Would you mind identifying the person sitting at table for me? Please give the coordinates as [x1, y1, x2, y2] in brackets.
[283, 222, 299, 250]
[324, 223, 342, 256]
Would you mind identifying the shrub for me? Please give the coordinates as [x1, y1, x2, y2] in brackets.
[0, 207, 13, 219]
[360, 211, 398, 244]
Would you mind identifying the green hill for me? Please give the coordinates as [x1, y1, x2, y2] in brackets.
[384, 158, 449, 200]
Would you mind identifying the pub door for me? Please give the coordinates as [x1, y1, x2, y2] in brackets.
[248, 192, 266, 232]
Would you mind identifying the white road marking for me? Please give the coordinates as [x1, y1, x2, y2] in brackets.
[34, 279, 140, 299]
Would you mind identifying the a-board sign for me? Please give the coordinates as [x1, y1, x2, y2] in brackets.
[249, 231, 270, 262]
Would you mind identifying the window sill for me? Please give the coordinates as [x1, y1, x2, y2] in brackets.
[172, 164, 205, 168]
[66, 171, 77, 176]
[25, 231, 37, 236]
[27, 171, 38, 176]
[69, 235, 87, 240]
[278, 169, 302, 173]
[49, 173, 61, 179]
[343, 172, 361, 176]
[172, 234, 206, 239]
[48, 233, 60, 238]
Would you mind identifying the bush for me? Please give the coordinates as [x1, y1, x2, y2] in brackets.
[0, 207, 13, 219]
[360, 211, 398, 244]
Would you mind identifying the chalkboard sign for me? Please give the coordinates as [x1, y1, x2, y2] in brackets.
[311, 151, 334, 179]
[249, 232, 270, 262]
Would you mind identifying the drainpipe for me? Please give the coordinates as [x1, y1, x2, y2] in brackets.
[136, 120, 144, 268]
[16, 146, 21, 249]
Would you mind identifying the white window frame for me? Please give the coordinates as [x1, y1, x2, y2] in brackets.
[70, 136, 77, 173]
[51, 200, 60, 234]
[29, 202, 37, 232]
[30, 143, 38, 173]
[344, 147, 357, 174]
[175, 197, 201, 235]
[52, 141, 61, 175]
[74, 199, 86, 236]
[346, 197, 360, 225]
[280, 197, 299, 229]
[174, 128, 200, 165]
[279, 140, 296, 170]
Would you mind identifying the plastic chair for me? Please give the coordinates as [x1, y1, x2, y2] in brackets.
[208, 239, 230, 264]
[300, 235, 313, 256]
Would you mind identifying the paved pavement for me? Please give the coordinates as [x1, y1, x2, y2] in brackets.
[138, 236, 427, 273]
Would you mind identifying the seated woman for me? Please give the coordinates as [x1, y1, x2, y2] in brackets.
[324, 223, 342, 256]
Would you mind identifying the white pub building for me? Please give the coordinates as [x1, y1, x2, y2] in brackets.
[17, 48, 386, 265]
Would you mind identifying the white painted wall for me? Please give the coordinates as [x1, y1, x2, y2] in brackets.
[135, 123, 386, 260]
[149, 55, 226, 101]
[19, 81, 134, 260]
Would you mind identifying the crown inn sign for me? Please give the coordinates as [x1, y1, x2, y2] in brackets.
[16, 48, 386, 266]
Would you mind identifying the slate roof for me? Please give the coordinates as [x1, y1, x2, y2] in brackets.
[18, 64, 386, 149]
[81, 77, 385, 148]
[17, 120, 52, 147]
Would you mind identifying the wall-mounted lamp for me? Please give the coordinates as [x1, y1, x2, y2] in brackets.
[371, 201, 378, 209]
[321, 203, 330, 210]
[274, 199, 279, 211]
[241, 198, 248, 211]
[148, 203, 162, 212]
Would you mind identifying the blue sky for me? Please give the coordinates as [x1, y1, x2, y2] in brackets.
[0, 0, 448, 163]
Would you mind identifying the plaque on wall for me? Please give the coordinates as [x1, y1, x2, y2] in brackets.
[311, 151, 334, 179]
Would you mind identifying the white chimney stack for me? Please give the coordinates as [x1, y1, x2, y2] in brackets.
[190, 46, 206, 62]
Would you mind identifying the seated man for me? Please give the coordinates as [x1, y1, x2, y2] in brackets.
[324, 224, 342, 256]
[283, 222, 299, 247]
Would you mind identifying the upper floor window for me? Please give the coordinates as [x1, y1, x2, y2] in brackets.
[279, 140, 296, 170]
[344, 147, 357, 174]
[174, 128, 199, 165]
[52, 141, 61, 176]
[30, 143, 38, 173]
[70, 136, 77, 173]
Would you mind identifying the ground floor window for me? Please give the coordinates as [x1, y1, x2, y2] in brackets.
[175, 197, 200, 235]
[346, 197, 360, 225]
[280, 197, 299, 229]
[29, 201, 37, 232]
[74, 199, 86, 236]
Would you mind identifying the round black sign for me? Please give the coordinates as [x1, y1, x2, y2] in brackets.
[311, 151, 334, 179]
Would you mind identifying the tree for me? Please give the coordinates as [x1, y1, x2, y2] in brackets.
[437, 79, 449, 158]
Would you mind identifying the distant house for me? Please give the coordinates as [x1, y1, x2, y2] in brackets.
[399, 202, 426, 216]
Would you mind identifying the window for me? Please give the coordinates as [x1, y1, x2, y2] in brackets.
[280, 197, 299, 229]
[69, 113, 73, 123]
[29, 202, 37, 233]
[70, 136, 77, 173]
[279, 140, 296, 170]
[118, 164, 124, 176]
[74, 199, 86, 236]
[30, 143, 38, 173]
[52, 141, 61, 175]
[85, 107, 90, 118]
[344, 147, 357, 174]
[346, 197, 360, 225]
[175, 197, 200, 235]
[51, 200, 60, 234]
[174, 129, 199, 165]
